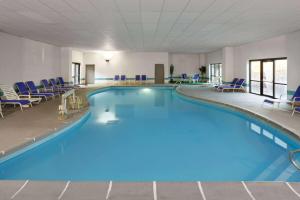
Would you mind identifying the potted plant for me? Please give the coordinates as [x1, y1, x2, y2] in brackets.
[199, 66, 206, 81]
[169, 64, 174, 83]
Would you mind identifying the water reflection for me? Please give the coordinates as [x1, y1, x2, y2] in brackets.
[97, 107, 119, 124]
[250, 122, 287, 150]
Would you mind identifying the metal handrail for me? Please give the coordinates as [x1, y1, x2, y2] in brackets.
[60, 89, 75, 115]
[289, 149, 300, 170]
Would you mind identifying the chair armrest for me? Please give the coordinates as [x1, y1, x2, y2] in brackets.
[294, 97, 300, 101]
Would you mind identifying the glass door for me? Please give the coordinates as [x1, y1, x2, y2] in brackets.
[262, 61, 274, 97]
[209, 63, 222, 84]
[249, 58, 287, 98]
[72, 62, 80, 85]
[274, 59, 288, 99]
[249, 61, 261, 94]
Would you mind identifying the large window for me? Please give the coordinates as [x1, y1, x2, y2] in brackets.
[249, 58, 287, 99]
[209, 63, 222, 84]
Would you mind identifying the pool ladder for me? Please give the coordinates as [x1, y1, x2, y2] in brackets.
[289, 149, 300, 170]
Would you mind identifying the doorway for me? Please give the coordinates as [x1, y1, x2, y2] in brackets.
[249, 58, 287, 99]
[155, 64, 165, 84]
[72, 62, 80, 85]
[86, 65, 95, 84]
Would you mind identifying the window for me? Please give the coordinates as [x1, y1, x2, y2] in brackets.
[249, 58, 287, 99]
[72, 62, 81, 85]
[209, 63, 222, 84]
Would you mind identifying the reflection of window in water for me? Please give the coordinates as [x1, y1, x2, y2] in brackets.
[263, 129, 273, 140]
[250, 123, 287, 149]
[251, 123, 261, 134]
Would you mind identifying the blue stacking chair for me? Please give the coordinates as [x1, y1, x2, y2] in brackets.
[141, 75, 147, 81]
[121, 75, 126, 81]
[135, 75, 141, 84]
[181, 73, 188, 82]
[114, 75, 120, 81]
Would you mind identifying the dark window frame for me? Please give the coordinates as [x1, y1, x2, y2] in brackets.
[249, 57, 287, 99]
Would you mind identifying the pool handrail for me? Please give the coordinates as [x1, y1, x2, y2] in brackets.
[289, 149, 300, 170]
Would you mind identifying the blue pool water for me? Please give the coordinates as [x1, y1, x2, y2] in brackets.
[1, 87, 300, 181]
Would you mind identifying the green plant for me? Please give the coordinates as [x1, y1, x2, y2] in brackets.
[169, 64, 174, 83]
[199, 66, 206, 78]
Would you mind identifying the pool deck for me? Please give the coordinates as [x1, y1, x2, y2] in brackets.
[1, 83, 300, 199]
[1, 180, 300, 199]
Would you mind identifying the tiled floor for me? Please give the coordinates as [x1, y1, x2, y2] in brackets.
[1, 84, 300, 199]
[1, 181, 300, 200]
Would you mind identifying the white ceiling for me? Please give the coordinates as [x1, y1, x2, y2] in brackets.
[0, 0, 300, 53]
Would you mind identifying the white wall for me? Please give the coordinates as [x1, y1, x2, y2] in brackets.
[205, 50, 223, 65]
[287, 31, 300, 91]
[222, 47, 235, 82]
[61, 48, 72, 82]
[83, 51, 169, 83]
[207, 33, 300, 92]
[0, 31, 61, 86]
[169, 53, 202, 76]
[233, 36, 287, 82]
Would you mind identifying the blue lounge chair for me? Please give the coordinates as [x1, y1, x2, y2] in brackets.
[264, 86, 300, 109]
[290, 86, 300, 104]
[15, 82, 50, 101]
[41, 79, 64, 94]
[141, 75, 147, 81]
[26, 81, 58, 98]
[218, 78, 246, 92]
[0, 103, 3, 118]
[215, 78, 239, 89]
[192, 74, 200, 83]
[57, 77, 78, 88]
[292, 107, 300, 116]
[0, 84, 33, 111]
[49, 78, 72, 91]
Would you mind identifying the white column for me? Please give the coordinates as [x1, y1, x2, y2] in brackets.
[222, 47, 234, 82]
